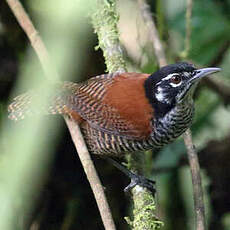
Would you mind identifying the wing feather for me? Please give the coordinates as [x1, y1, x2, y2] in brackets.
[70, 73, 154, 140]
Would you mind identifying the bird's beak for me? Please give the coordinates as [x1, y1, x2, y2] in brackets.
[177, 67, 221, 103]
[190, 67, 221, 83]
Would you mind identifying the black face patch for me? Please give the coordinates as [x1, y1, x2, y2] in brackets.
[144, 62, 196, 118]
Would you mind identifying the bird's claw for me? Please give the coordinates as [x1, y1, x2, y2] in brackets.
[105, 157, 156, 194]
[124, 174, 156, 194]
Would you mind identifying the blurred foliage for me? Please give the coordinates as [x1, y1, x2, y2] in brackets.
[169, 0, 230, 64]
[0, 0, 230, 230]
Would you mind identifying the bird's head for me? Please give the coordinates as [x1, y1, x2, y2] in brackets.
[144, 62, 221, 118]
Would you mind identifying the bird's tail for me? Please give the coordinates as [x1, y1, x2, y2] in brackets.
[8, 81, 78, 121]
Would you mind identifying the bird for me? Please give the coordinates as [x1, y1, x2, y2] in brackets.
[8, 62, 220, 191]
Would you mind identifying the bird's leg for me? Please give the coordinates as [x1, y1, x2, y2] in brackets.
[105, 157, 156, 194]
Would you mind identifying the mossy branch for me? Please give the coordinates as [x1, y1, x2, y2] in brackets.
[92, 0, 161, 229]
[132, 188, 162, 230]
[92, 0, 126, 73]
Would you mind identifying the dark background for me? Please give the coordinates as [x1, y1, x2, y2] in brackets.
[0, 0, 230, 229]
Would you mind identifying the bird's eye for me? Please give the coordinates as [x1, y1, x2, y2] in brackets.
[170, 75, 182, 84]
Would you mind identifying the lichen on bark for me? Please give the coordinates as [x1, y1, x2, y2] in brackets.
[130, 186, 163, 230]
[92, 0, 126, 73]
[91, 0, 163, 229]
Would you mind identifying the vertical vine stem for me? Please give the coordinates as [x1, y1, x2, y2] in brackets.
[183, 129, 206, 230]
[183, 1, 205, 229]
[92, 0, 162, 229]
[5, 0, 116, 229]
[92, 0, 127, 73]
[137, 0, 167, 67]
[184, 0, 193, 57]
[138, 0, 206, 230]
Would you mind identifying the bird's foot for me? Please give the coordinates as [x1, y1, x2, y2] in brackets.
[124, 173, 156, 194]
[105, 157, 156, 194]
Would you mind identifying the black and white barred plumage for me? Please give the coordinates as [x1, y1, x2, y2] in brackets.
[8, 63, 220, 157]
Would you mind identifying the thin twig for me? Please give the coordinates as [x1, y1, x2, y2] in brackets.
[184, 0, 193, 56]
[208, 40, 230, 67]
[5, 0, 116, 229]
[5, 0, 57, 79]
[203, 40, 230, 105]
[183, 130, 205, 230]
[183, 0, 205, 229]
[65, 118, 116, 230]
[137, 0, 167, 67]
[138, 1, 206, 230]
[202, 78, 230, 106]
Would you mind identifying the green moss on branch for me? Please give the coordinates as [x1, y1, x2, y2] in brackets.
[92, 0, 126, 72]
[91, 1, 162, 229]
[130, 186, 163, 230]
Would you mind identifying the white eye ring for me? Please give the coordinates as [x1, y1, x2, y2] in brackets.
[170, 75, 182, 85]
[170, 81, 182, 87]
[157, 73, 183, 87]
